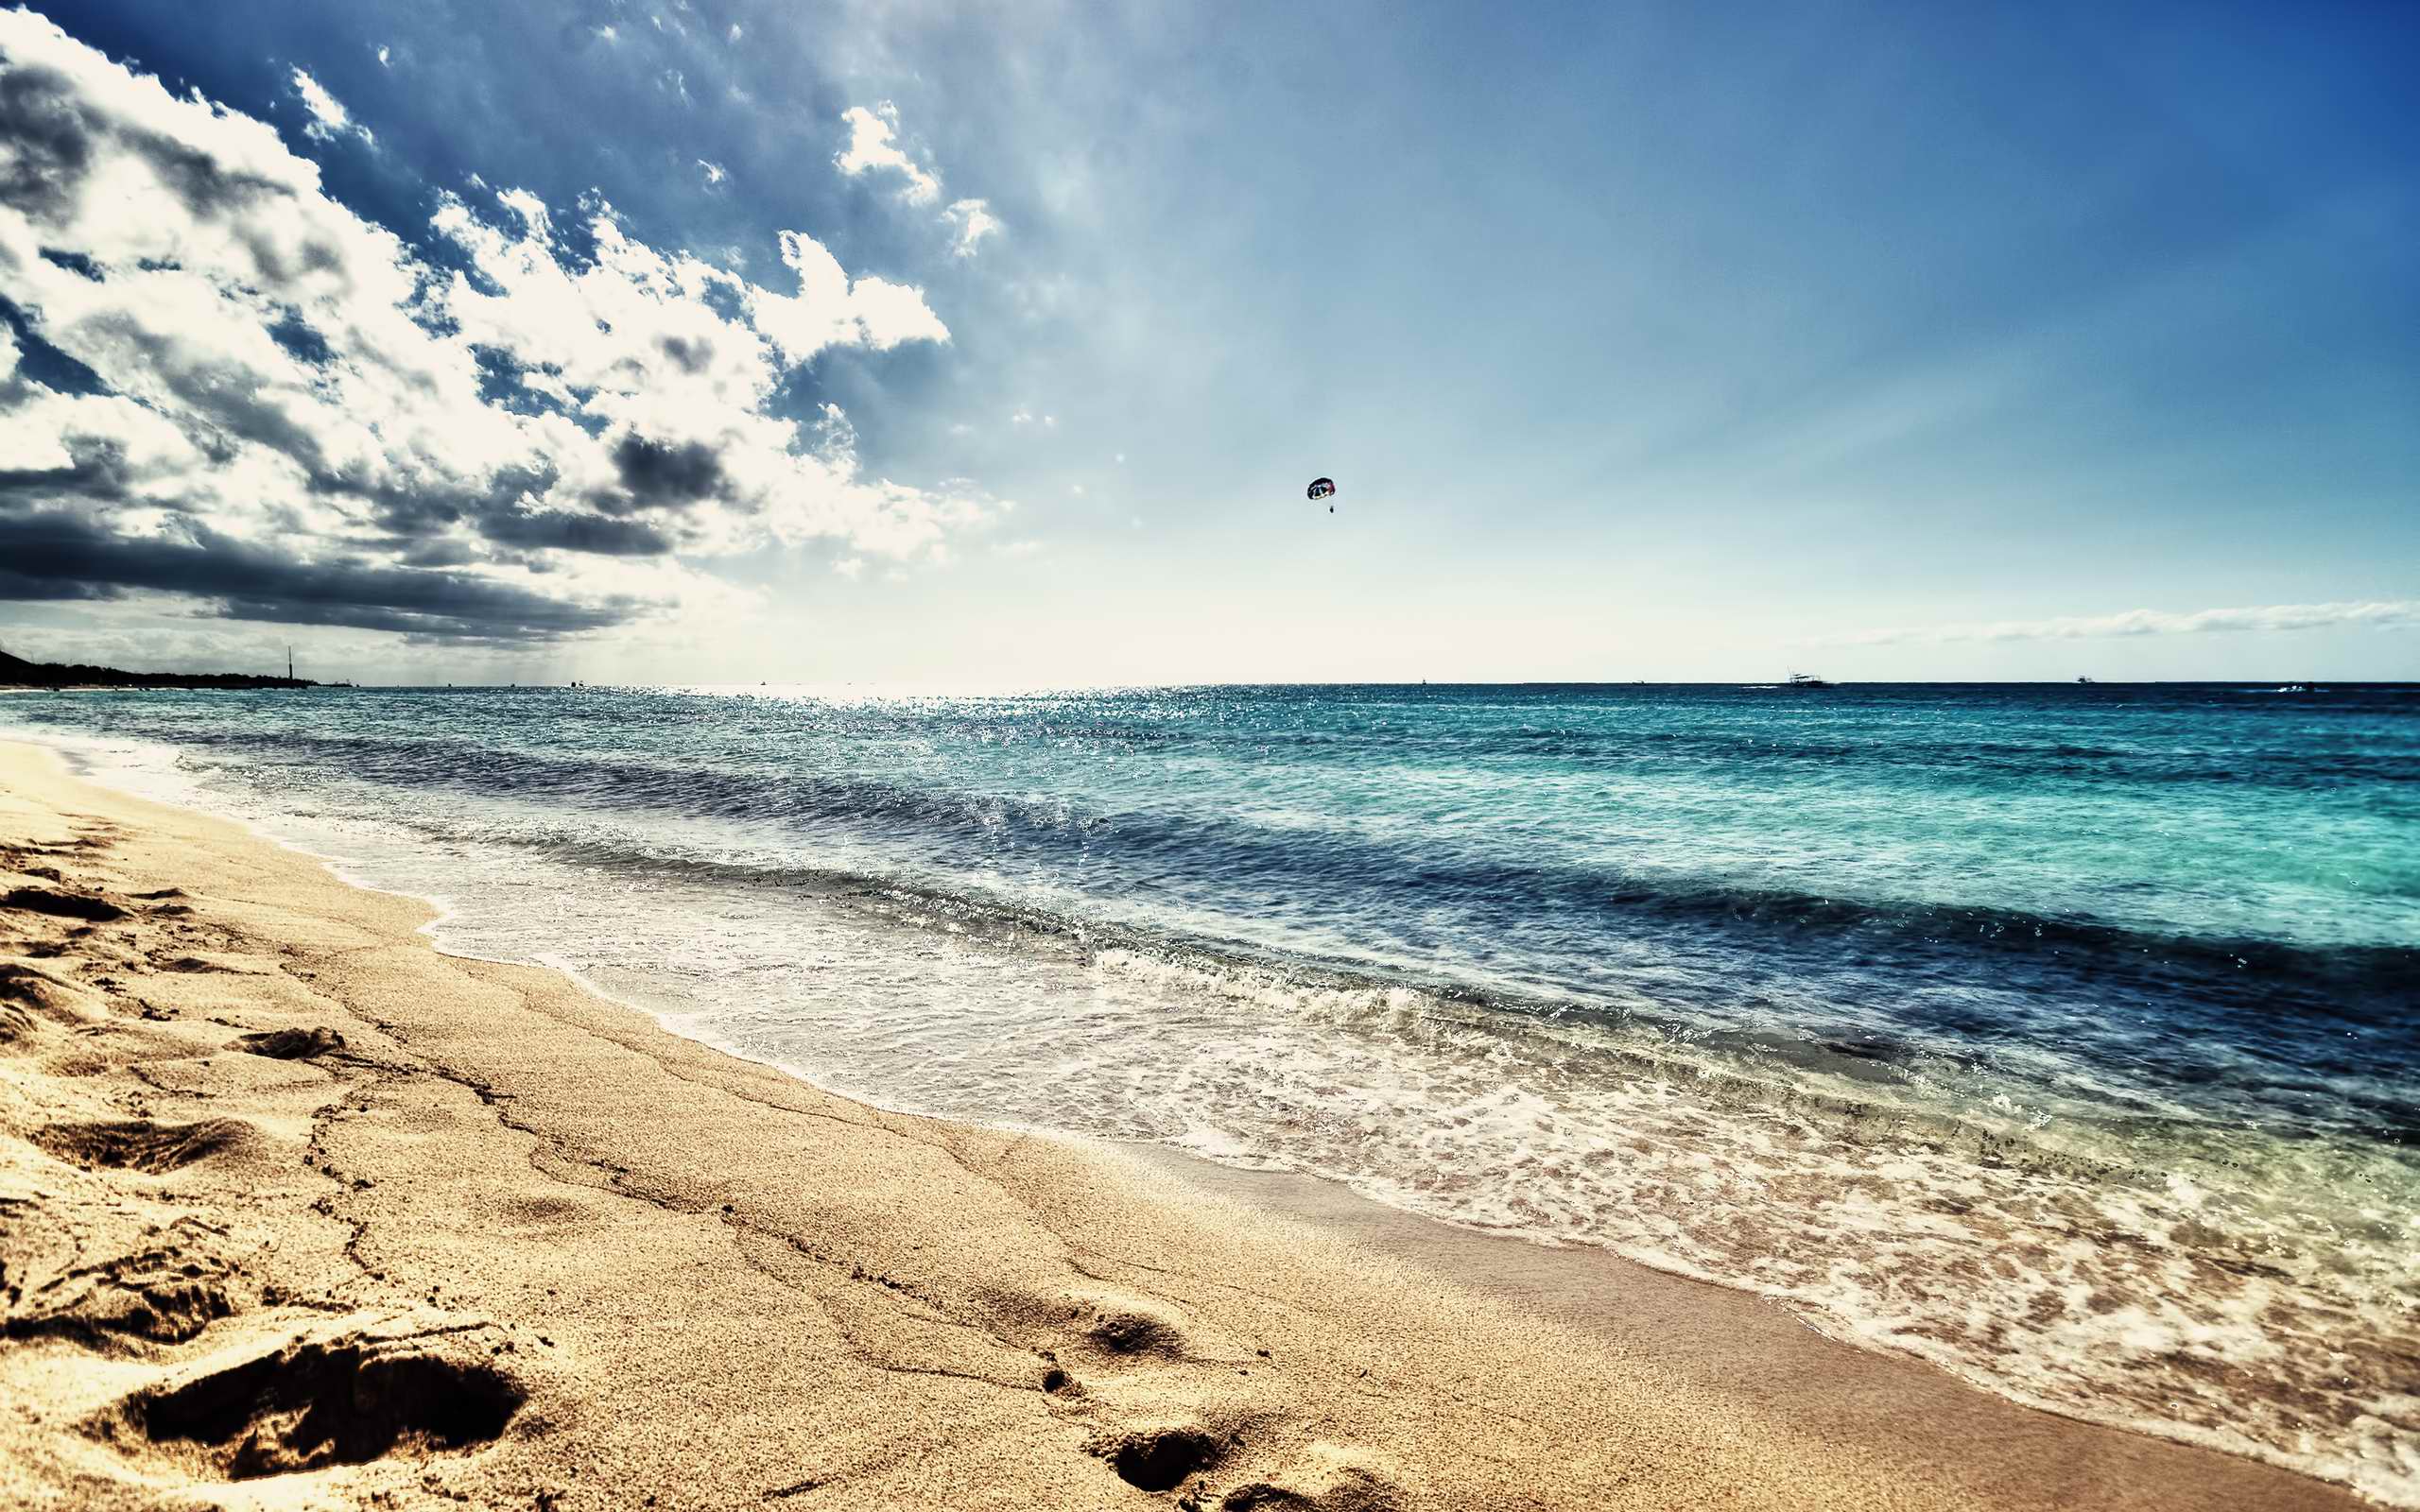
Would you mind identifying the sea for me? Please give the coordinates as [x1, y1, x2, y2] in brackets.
[3, 682, 2413, 1501]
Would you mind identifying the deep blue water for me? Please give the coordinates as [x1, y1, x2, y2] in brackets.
[6, 681, 2416, 1496]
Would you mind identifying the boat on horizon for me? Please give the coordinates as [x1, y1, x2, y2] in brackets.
[1784, 672, 1833, 689]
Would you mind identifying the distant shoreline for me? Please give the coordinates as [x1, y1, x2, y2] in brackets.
[0, 649, 316, 691]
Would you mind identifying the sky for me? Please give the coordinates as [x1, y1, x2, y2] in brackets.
[0, 0, 2414, 685]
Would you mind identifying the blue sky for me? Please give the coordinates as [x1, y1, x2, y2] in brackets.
[0, 0, 2413, 682]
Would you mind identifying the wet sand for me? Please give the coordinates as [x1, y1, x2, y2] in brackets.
[0, 740, 2368, 1510]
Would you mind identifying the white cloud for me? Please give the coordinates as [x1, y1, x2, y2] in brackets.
[1814, 600, 2420, 647]
[741, 230, 951, 360]
[728, 22, 743, 42]
[809, 402, 856, 462]
[836, 107, 1007, 265]
[290, 67, 371, 145]
[0, 11, 986, 643]
[835, 102, 941, 206]
[942, 198, 1001, 257]
[832, 557, 865, 579]
[595, 24, 618, 43]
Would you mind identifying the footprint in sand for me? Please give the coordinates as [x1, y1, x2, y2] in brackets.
[3, 886, 130, 923]
[233, 1026, 348, 1059]
[1083, 1294, 1190, 1358]
[983, 1284, 1196, 1370]
[1093, 1420, 1230, 1493]
[1089, 1416, 1413, 1508]
[30, 1117, 256, 1173]
[2, 963, 100, 1048]
[153, 955, 248, 975]
[1217, 1445, 1407, 1511]
[998, 1285, 1409, 1508]
[0, 960, 88, 1016]
[5, 1236, 239, 1350]
[96, 1316, 525, 1479]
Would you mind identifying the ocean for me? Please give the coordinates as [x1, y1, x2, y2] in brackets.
[5, 681, 2414, 1500]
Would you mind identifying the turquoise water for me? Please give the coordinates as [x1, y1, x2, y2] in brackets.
[6, 682, 2415, 1499]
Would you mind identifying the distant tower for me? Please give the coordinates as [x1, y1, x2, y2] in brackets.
[286, 644, 294, 681]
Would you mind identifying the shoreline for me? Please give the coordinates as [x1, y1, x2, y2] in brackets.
[0, 739, 2374, 1509]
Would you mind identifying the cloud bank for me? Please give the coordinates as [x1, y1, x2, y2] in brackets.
[0, 10, 984, 644]
[1814, 600, 2420, 647]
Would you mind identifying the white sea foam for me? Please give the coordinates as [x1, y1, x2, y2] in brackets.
[12, 720, 2417, 1503]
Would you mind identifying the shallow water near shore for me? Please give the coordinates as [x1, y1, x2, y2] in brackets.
[5, 682, 2415, 1501]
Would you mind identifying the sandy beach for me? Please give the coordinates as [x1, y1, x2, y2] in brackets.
[0, 738, 2372, 1512]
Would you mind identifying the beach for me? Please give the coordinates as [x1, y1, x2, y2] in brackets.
[0, 737, 2378, 1510]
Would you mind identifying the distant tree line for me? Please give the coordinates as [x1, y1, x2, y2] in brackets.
[0, 646, 315, 690]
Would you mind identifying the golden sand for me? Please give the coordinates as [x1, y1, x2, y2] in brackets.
[0, 741, 2362, 1509]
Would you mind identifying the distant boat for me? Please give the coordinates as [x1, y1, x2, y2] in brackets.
[2077, 676, 2095, 685]
[2277, 682, 2316, 694]
[1784, 673, 1833, 689]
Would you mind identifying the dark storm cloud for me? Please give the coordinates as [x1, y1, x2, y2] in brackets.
[78, 308, 342, 468]
[0, 438, 134, 505]
[394, 536, 478, 567]
[0, 512, 639, 639]
[204, 594, 616, 640]
[0, 62, 97, 218]
[604, 433, 725, 512]
[0, 58, 289, 232]
[334, 460, 562, 542]
[655, 333, 712, 375]
[126, 125, 297, 221]
[482, 507, 671, 556]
